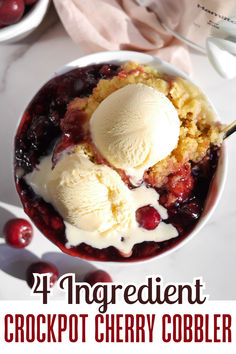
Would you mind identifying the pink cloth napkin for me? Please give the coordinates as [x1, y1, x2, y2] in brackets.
[53, 0, 192, 74]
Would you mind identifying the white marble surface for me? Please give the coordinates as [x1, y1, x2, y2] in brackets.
[0, 5, 236, 300]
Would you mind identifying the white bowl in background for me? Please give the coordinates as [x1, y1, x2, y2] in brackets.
[0, 0, 50, 44]
[17, 51, 228, 263]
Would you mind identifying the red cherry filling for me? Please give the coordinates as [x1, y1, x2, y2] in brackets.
[0, 0, 25, 25]
[83, 270, 113, 286]
[159, 164, 194, 207]
[179, 200, 201, 220]
[3, 218, 33, 248]
[51, 109, 89, 166]
[136, 205, 161, 230]
[60, 109, 88, 142]
[168, 199, 202, 231]
[26, 261, 59, 288]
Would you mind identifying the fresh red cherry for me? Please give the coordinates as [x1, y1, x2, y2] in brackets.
[136, 205, 161, 230]
[24, 0, 38, 5]
[26, 261, 59, 288]
[84, 270, 113, 286]
[3, 218, 33, 248]
[0, 0, 25, 25]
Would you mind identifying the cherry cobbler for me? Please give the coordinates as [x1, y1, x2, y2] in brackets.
[14, 62, 223, 262]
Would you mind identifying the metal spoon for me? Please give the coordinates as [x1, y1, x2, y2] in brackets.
[223, 120, 236, 139]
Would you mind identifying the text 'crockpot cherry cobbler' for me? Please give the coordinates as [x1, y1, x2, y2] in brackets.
[14, 62, 224, 262]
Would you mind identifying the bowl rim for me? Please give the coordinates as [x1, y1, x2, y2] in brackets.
[16, 50, 228, 265]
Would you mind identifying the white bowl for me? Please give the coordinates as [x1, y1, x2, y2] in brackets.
[0, 0, 49, 44]
[18, 50, 228, 263]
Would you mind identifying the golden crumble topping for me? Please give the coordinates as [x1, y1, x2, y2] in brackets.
[68, 62, 223, 188]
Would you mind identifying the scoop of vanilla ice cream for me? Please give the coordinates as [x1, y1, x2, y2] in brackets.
[90, 83, 180, 177]
[47, 151, 135, 234]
